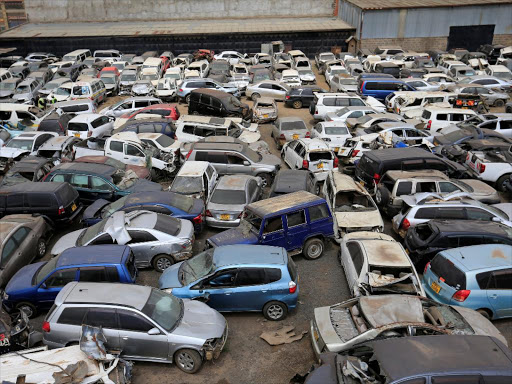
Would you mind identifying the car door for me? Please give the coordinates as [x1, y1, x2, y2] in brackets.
[89, 176, 115, 201]
[124, 143, 147, 167]
[485, 269, 512, 318]
[285, 210, 309, 252]
[117, 308, 169, 360]
[106, 139, 125, 162]
[260, 215, 287, 248]
[37, 268, 79, 309]
[82, 308, 121, 350]
[344, 242, 365, 296]
[272, 84, 287, 101]
[68, 173, 94, 203]
[125, 230, 159, 266]
[197, 269, 239, 311]
[233, 268, 270, 311]
[225, 152, 249, 175]
[0, 227, 36, 285]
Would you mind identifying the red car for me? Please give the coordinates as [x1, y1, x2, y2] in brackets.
[97, 66, 121, 78]
[193, 49, 215, 62]
[121, 103, 180, 121]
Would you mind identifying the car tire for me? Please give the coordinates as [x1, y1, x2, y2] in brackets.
[496, 174, 511, 192]
[263, 301, 288, 321]
[259, 173, 272, 188]
[185, 95, 191, 105]
[174, 348, 203, 374]
[375, 186, 389, 207]
[36, 239, 47, 259]
[292, 100, 303, 109]
[152, 254, 175, 273]
[303, 238, 324, 260]
[16, 302, 37, 319]
[493, 99, 505, 108]
[342, 165, 355, 175]
[477, 308, 492, 320]
[251, 93, 260, 101]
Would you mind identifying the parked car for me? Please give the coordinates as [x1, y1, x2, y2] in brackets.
[52, 99, 97, 115]
[0, 215, 52, 288]
[42, 282, 227, 373]
[36, 112, 74, 136]
[169, 161, 218, 203]
[310, 294, 506, 358]
[2, 245, 136, 317]
[0, 156, 54, 187]
[268, 169, 319, 198]
[0, 131, 57, 173]
[324, 106, 376, 123]
[73, 155, 151, 180]
[421, 107, 477, 133]
[207, 191, 334, 260]
[423, 244, 512, 320]
[282, 138, 337, 182]
[131, 79, 154, 96]
[101, 97, 161, 118]
[271, 117, 309, 149]
[465, 145, 512, 191]
[113, 103, 179, 129]
[252, 97, 277, 123]
[188, 88, 252, 121]
[0, 182, 82, 224]
[159, 245, 298, 321]
[113, 117, 174, 138]
[82, 191, 205, 233]
[310, 93, 369, 120]
[309, 122, 352, 152]
[246, 80, 289, 101]
[0, 77, 21, 100]
[51, 210, 194, 272]
[284, 85, 326, 109]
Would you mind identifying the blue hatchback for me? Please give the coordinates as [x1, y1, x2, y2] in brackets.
[207, 191, 334, 260]
[422, 244, 512, 320]
[158, 245, 299, 321]
[82, 191, 205, 232]
[2, 245, 137, 318]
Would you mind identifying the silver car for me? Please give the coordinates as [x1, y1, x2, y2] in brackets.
[50, 211, 194, 272]
[100, 96, 161, 118]
[206, 175, 263, 228]
[246, 80, 290, 101]
[43, 282, 227, 374]
[271, 117, 309, 149]
[12, 78, 42, 104]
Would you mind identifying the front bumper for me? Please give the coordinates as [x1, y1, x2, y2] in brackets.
[204, 324, 228, 361]
[310, 320, 324, 362]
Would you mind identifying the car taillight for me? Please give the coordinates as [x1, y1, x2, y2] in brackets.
[302, 160, 309, 169]
[42, 321, 51, 333]
[58, 206, 65, 215]
[192, 214, 203, 224]
[478, 163, 486, 173]
[179, 89, 183, 92]
[205, 210, 212, 217]
[466, 153, 470, 161]
[305, 131, 310, 138]
[373, 173, 381, 183]
[87, 131, 92, 137]
[427, 120, 432, 129]
[351, 149, 359, 157]
[286, 95, 290, 99]
[333, 157, 339, 168]
[237, 212, 243, 219]
[279, 134, 285, 140]
[452, 290, 470, 302]
[315, 108, 318, 115]
[185, 150, 192, 160]
[401, 218, 410, 230]
[424, 261, 430, 274]
[289, 280, 297, 294]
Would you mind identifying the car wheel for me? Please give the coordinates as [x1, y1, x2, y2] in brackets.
[292, 100, 303, 109]
[496, 174, 511, 192]
[263, 301, 288, 321]
[375, 186, 389, 207]
[185, 95, 191, 105]
[342, 165, 355, 175]
[152, 254, 175, 273]
[493, 99, 505, 108]
[477, 308, 492, 320]
[259, 173, 272, 187]
[303, 238, 324, 260]
[16, 302, 37, 319]
[36, 239, 47, 258]
[174, 349, 203, 374]
[251, 93, 260, 101]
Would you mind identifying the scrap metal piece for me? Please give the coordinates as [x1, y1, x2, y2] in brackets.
[260, 326, 307, 346]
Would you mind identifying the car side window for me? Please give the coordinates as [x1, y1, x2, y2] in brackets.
[90, 176, 113, 191]
[79, 267, 119, 282]
[435, 207, 465, 220]
[438, 182, 462, 193]
[308, 203, 329, 221]
[227, 153, 245, 165]
[205, 270, 237, 288]
[431, 376, 482, 384]
[263, 216, 283, 234]
[117, 309, 154, 332]
[45, 268, 78, 287]
[415, 182, 436, 193]
[89, 233, 114, 245]
[110, 140, 123, 152]
[287, 210, 306, 227]
[488, 269, 512, 290]
[126, 230, 157, 243]
[11, 227, 30, 244]
[57, 307, 88, 325]
[70, 174, 89, 189]
[126, 144, 144, 157]
[265, 268, 282, 283]
[415, 208, 437, 219]
[1, 238, 16, 267]
[236, 268, 266, 286]
[396, 181, 412, 196]
[347, 242, 364, 275]
[84, 308, 118, 328]
[465, 208, 494, 221]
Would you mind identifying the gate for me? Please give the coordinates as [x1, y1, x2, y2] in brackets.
[447, 25, 495, 51]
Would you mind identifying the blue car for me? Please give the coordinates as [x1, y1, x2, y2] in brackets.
[358, 78, 415, 100]
[159, 245, 298, 321]
[206, 191, 334, 260]
[422, 244, 512, 320]
[0, 122, 26, 138]
[2, 245, 137, 318]
[82, 191, 205, 232]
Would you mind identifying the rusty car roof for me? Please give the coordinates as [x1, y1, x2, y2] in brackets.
[247, 191, 324, 217]
[359, 295, 424, 328]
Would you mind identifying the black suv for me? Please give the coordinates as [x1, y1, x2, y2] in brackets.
[285, 85, 326, 109]
[37, 112, 75, 135]
[478, 44, 505, 65]
[188, 88, 252, 121]
[0, 182, 82, 224]
[404, 220, 512, 268]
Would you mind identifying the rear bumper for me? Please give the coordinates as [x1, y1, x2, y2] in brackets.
[206, 217, 241, 228]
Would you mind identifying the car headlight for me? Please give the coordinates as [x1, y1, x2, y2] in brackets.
[163, 288, 173, 294]
[2, 291, 8, 300]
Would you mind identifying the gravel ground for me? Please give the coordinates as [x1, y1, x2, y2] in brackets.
[29, 66, 512, 384]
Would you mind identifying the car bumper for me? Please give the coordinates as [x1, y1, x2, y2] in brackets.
[206, 217, 241, 228]
[43, 337, 66, 349]
[310, 320, 323, 362]
[204, 324, 228, 361]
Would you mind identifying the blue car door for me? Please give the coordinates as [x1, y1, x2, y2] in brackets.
[284, 210, 309, 252]
[486, 268, 512, 318]
[196, 269, 238, 311]
[232, 268, 270, 311]
[260, 215, 287, 249]
[36, 268, 79, 309]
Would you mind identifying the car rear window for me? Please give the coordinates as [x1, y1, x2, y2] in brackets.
[309, 152, 332, 161]
[357, 154, 378, 175]
[68, 122, 89, 132]
[154, 214, 181, 236]
[57, 307, 87, 325]
[414, 223, 434, 241]
[430, 254, 466, 289]
[56, 184, 78, 205]
[281, 121, 307, 131]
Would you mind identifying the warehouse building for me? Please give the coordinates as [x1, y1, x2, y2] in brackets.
[339, 0, 512, 52]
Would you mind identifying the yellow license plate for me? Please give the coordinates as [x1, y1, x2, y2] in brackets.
[317, 163, 324, 169]
[431, 281, 441, 294]
[71, 203, 77, 212]
[293, 134, 299, 140]
[74, 133, 80, 138]
[263, 114, 269, 118]
[334, 147, 340, 152]
[405, 249, 409, 255]
[359, 180, 365, 187]
[313, 330, 319, 341]
[220, 214, 230, 221]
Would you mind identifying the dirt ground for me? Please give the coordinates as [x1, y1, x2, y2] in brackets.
[30, 66, 512, 384]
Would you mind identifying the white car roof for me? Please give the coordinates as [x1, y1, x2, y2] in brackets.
[178, 161, 210, 176]
[69, 113, 102, 123]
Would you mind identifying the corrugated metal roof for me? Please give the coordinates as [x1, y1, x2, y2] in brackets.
[344, 0, 512, 10]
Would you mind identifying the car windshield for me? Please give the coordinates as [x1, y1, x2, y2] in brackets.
[141, 289, 182, 332]
[55, 87, 71, 96]
[334, 191, 375, 212]
[102, 195, 128, 218]
[15, 85, 30, 94]
[298, 70, 313, 75]
[7, 139, 33, 150]
[101, 76, 116, 84]
[325, 126, 349, 135]
[72, 86, 90, 95]
[331, 69, 348, 75]
[281, 121, 307, 131]
[121, 74, 137, 81]
[112, 63, 125, 70]
[339, 79, 357, 85]
[141, 74, 158, 80]
[165, 73, 180, 80]
[78, 220, 107, 246]
[179, 249, 215, 286]
[0, 82, 16, 91]
[34, 256, 60, 285]
[486, 205, 509, 220]
[210, 189, 246, 204]
[171, 176, 202, 194]
[43, 81, 61, 90]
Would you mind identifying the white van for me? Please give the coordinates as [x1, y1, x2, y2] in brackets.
[185, 60, 209, 78]
[420, 107, 477, 133]
[0, 69, 13, 83]
[62, 49, 91, 63]
[48, 79, 107, 105]
[52, 99, 97, 115]
[142, 57, 164, 77]
[0, 103, 45, 129]
[169, 160, 218, 202]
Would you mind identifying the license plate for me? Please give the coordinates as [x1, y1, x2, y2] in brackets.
[0, 334, 10, 346]
[313, 330, 319, 341]
[359, 180, 365, 187]
[74, 133, 81, 138]
[431, 281, 441, 294]
[334, 147, 340, 152]
[71, 203, 77, 212]
[293, 134, 299, 140]
[405, 249, 409, 255]
[220, 214, 230, 221]
[317, 163, 324, 169]
[263, 114, 269, 118]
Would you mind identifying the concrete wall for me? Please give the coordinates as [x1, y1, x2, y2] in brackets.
[25, 0, 336, 23]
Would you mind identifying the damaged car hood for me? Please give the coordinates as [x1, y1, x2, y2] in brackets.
[238, 130, 261, 144]
[173, 299, 225, 339]
[335, 210, 383, 229]
[367, 272, 413, 288]
[0, 147, 31, 159]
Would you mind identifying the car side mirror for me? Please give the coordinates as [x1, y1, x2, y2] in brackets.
[194, 292, 210, 302]
[40, 282, 47, 289]
[243, 161, 250, 166]
[491, 217, 501, 222]
[147, 327, 161, 336]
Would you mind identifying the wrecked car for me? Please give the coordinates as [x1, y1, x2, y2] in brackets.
[0, 306, 42, 355]
[253, 97, 278, 123]
[0, 131, 57, 173]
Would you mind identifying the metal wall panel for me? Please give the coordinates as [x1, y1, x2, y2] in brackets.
[340, 1, 363, 37]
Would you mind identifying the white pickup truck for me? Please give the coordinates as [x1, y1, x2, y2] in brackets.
[74, 132, 176, 177]
[465, 145, 512, 192]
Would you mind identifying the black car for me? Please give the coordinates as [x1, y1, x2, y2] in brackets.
[285, 85, 326, 109]
[404, 220, 512, 268]
[0, 156, 54, 187]
[36, 112, 75, 135]
[435, 137, 512, 163]
[268, 169, 318, 198]
[478, 44, 505, 65]
[304, 335, 512, 384]
[53, 64, 85, 82]
[113, 117, 175, 137]
[0, 182, 82, 224]
[188, 88, 252, 121]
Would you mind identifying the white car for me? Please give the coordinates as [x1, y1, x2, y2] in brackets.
[67, 114, 113, 139]
[163, 67, 184, 86]
[281, 138, 337, 182]
[155, 77, 177, 101]
[485, 65, 512, 81]
[324, 106, 376, 123]
[402, 79, 440, 91]
[312, 93, 367, 120]
[310, 121, 352, 152]
[325, 65, 348, 86]
[214, 51, 245, 65]
[420, 107, 477, 133]
[297, 68, 316, 85]
[138, 132, 181, 159]
[280, 69, 301, 87]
